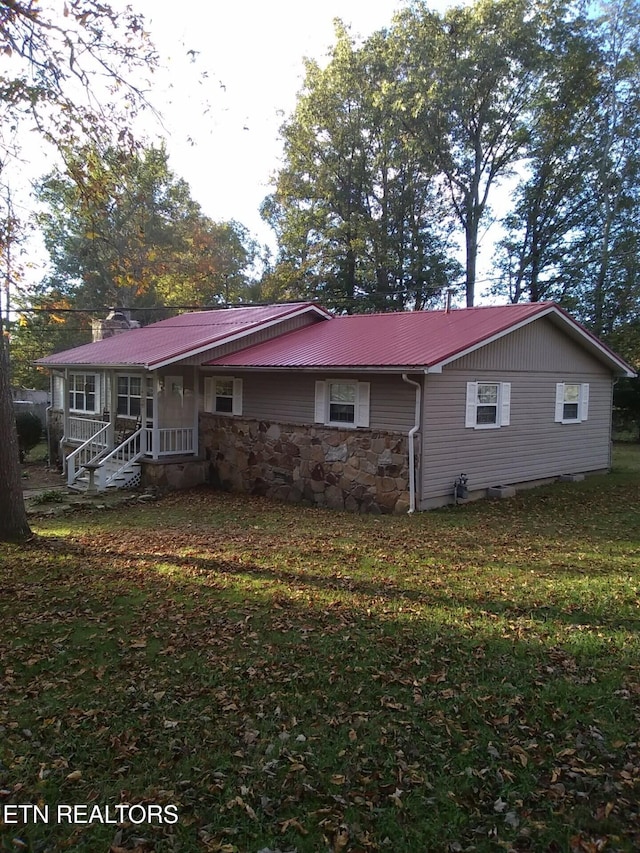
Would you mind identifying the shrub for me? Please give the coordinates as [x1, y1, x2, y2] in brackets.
[15, 410, 42, 462]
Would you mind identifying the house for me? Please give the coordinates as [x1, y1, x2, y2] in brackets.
[37, 301, 635, 512]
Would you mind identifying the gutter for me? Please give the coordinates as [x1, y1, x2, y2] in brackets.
[402, 373, 422, 514]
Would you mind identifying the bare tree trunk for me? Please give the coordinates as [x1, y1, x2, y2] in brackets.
[465, 221, 477, 307]
[0, 318, 31, 543]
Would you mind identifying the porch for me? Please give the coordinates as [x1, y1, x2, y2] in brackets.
[63, 416, 198, 492]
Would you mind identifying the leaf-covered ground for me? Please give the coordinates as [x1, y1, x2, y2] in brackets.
[1, 446, 640, 852]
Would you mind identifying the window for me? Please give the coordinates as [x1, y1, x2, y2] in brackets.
[214, 379, 234, 413]
[555, 383, 589, 423]
[117, 375, 142, 418]
[68, 373, 98, 414]
[204, 376, 243, 415]
[465, 381, 511, 429]
[315, 380, 370, 428]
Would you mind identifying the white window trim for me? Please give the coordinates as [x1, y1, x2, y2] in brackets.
[116, 374, 143, 419]
[204, 376, 243, 416]
[555, 382, 589, 424]
[465, 381, 511, 430]
[68, 372, 100, 415]
[314, 380, 370, 428]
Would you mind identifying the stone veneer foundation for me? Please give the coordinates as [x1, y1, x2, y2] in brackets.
[201, 414, 412, 514]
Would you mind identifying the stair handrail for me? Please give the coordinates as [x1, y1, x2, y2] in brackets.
[67, 422, 110, 486]
[95, 427, 146, 490]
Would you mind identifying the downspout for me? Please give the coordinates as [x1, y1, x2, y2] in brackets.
[402, 373, 422, 514]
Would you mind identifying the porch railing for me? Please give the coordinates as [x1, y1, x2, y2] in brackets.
[66, 422, 110, 487]
[145, 427, 195, 458]
[65, 421, 196, 487]
[67, 416, 107, 443]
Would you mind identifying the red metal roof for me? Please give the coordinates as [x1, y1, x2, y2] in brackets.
[206, 302, 635, 375]
[204, 303, 551, 369]
[36, 301, 635, 376]
[37, 303, 327, 368]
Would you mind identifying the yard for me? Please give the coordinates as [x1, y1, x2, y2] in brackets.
[1, 447, 639, 853]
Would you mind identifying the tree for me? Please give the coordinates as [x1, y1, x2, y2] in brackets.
[0, 315, 30, 541]
[580, 0, 640, 336]
[35, 144, 258, 320]
[493, 9, 600, 304]
[493, 0, 640, 337]
[8, 293, 92, 389]
[263, 23, 460, 313]
[0, 0, 157, 542]
[391, 0, 543, 307]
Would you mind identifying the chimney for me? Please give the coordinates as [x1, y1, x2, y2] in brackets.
[92, 308, 140, 342]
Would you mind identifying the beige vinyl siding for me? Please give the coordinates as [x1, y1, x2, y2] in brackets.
[205, 372, 417, 433]
[179, 314, 322, 367]
[454, 316, 604, 373]
[420, 318, 615, 505]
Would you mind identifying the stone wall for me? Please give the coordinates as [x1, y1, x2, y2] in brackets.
[201, 414, 413, 514]
[141, 457, 206, 492]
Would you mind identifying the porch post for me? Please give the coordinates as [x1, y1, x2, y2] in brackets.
[193, 366, 199, 456]
[107, 370, 116, 447]
[61, 368, 69, 475]
[141, 372, 148, 456]
[152, 374, 160, 460]
[63, 367, 69, 441]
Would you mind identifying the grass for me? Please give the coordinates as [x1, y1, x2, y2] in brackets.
[1, 446, 639, 852]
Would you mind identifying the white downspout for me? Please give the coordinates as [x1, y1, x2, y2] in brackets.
[402, 373, 421, 514]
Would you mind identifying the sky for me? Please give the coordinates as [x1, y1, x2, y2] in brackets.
[128, 0, 409, 252]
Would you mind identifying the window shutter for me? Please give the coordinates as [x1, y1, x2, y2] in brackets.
[314, 381, 326, 423]
[356, 382, 370, 428]
[500, 382, 511, 427]
[579, 383, 589, 421]
[465, 382, 477, 428]
[232, 378, 243, 416]
[555, 383, 565, 422]
[204, 377, 214, 413]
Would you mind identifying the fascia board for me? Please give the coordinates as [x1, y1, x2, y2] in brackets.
[38, 361, 148, 371]
[201, 365, 429, 374]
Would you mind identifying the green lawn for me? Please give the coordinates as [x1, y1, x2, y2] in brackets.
[1, 447, 639, 852]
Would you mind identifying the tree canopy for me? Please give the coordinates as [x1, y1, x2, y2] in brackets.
[7, 143, 260, 386]
[262, 23, 462, 313]
[264, 0, 640, 338]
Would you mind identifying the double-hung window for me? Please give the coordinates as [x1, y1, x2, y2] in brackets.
[555, 383, 589, 423]
[465, 381, 511, 429]
[204, 376, 243, 416]
[315, 380, 370, 428]
[68, 373, 98, 414]
[117, 375, 142, 418]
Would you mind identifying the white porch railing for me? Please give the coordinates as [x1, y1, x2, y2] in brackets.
[145, 427, 195, 458]
[65, 421, 196, 489]
[68, 416, 107, 443]
[67, 422, 110, 487]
